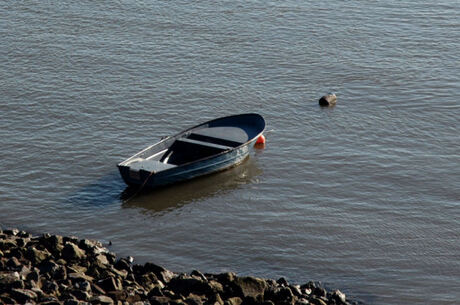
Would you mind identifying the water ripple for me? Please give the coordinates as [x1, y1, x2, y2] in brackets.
[1, 1, 459, 304]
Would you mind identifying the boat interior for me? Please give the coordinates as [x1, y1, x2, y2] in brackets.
[125, 126, 248, 173]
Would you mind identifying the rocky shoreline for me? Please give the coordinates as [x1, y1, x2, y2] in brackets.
[1, 228, 356, 305]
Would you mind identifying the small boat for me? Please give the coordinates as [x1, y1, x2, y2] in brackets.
[118, 113, 265, 188]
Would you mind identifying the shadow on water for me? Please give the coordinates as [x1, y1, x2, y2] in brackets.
[121, 158, 262, 215]
[64, 171, 126, 209]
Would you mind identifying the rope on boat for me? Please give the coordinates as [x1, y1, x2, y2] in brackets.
[122, 170, 156, 203]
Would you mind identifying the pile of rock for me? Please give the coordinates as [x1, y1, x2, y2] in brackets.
[1, 228, 355, 305]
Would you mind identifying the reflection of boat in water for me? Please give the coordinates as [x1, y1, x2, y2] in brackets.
[64, 172, 126, 208]
[121, 158, 262, 214]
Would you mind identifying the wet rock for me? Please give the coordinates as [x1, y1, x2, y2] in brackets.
[313, 287, 327, 298]
[188, 270, 204, 280]
[9, 247, 24, 260]
[209, 280, 224, 294]
[18, 231, 31, 238]
[68, 272, 94, 283]
[213, 293, 225, 305]
[71, 288, 91, 301]
[295, 298, 309, 305]
[39, 260, 60, 274]
[277, 277, 289, 287]
[265, 279, 277, 287]
[75, 280, 91, 291]
[114, 258, 132, 272]
[86, 265, 102, 279]
[95, 254, 110, 266]
[4, 229, 19, 236]
[54, 264, 68, 280]
[98, 276, 122, 292]
[0, 271, 23, 291]
[234, 276, 267, 299]
[290, 285, 302, 297]
[240, 295, 259, 305]
[148, 286, 164, 298]
[278, 287, 295, 304]
[19, 265, 32, 279]
[10, 287, 38, 303]
[30, 286, 46, 300]
[26, 246, 51, 264]
[16, 237, 29, 248]
[0, 294, 17, 304]
[26, 269, 40, 282]
[108, 290, 129, 302]
[150, 295, 173, 305]
[0, 239, 17, 251]
[91, 282, 107, 295]
[55, 257, 67, 264]
[300, 281, 315, 290]
[216, 272, 236, 284]
[136, 271, 159, 288]
[62, 242, 86, 262]
[265, 286, 295, 305]
[41, 234, 64, 255]
[79, 238, 103, 253]
[125, 291, 144, 303]
[319, 93, 337, 107]
[212, 272, 241, 299]
[331, 289, 347, 304]
[42, 280, 60, 294]
[1, 228, 356, 305]
[60, 291, 79, 303]
[6, 256, 22, 268]
[90, 294, 115, 304]
[63, 235, 79, 245]
[41, 300, 61, 305]
[186, 293, 204, 305]
[226, 297, 243, 305]
[67, 264, 88, 274]
[143, 262, 174, 283]
[105, 252, 116, 265]
[110, 266, 128, 279]
[310, 297, 327, 305]
[168, 274, 213, 296]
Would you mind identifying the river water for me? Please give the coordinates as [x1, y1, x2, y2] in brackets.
[1, 1, 459, 304]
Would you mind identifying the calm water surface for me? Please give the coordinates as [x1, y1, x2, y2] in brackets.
[1, 1, 459, 304]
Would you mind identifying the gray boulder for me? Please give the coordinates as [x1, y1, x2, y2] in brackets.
[319, 93, 337, 107]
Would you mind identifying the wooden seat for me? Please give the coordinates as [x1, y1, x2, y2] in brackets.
[129, 159, 176, 173]
[175, 137, 232, 150]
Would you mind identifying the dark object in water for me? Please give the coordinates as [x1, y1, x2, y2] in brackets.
[118, 113, 265, 189]
[319, 93, 337, 107]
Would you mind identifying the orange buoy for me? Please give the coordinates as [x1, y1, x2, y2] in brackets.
[256, 134, 266, 144]
[254, 134, 266, 148]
